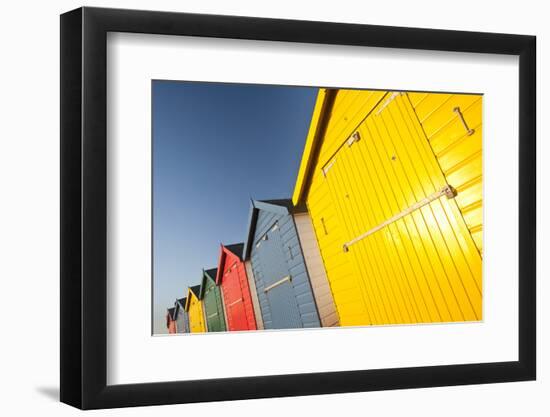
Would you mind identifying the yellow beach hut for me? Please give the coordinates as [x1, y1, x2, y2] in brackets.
[292, 88, 483, 327]
[185, 285, 206, 333]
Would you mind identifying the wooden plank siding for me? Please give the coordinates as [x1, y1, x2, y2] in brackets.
[166, 308, 177, 334]
[174, 298, 189, 333]
[248, 203, 321, 329]
[216, 244, 257, 331]
[244, 260, 264, 330]
[293, 89, 483, 327]
[294, 213, 339, 327]
[186, 287, 206, 333]
[201, 271, 226, 332]
[408, 92, 483, 254]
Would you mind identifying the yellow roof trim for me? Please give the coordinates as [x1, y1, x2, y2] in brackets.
[292, 88, 333, 205]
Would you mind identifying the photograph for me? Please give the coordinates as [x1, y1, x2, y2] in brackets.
[153, 81, 483, 335]
[0, 0, 541, 413]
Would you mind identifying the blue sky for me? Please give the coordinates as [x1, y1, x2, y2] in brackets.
[153, 81, 318, 334]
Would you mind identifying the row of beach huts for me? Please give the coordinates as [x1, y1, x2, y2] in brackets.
[166, 88, 484, 333]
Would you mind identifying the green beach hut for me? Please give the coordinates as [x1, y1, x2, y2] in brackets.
[199, 268, 227, 332]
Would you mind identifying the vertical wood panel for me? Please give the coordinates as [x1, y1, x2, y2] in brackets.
[245, 260, 264, 330]
[294, 213, 340, 327]
[203, 278, 226, 332]
[188, 293, 206, 333]
[304, 89, 483, 326]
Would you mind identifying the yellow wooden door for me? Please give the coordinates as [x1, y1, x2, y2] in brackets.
[316, 91, 482, 326]
[304, 90, 386, 326]
[189, 297, 206, 333]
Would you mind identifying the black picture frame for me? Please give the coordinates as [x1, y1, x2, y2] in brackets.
[60, 6, 536, 410]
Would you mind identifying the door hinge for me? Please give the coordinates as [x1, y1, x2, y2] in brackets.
[228, 298, 243, 308]
[264, 275, 292, 293]
[347, 131, 361, 147]
[322, 157, 337, 177]
[377, 92, 404, 115]
[343, 184, 457, 252]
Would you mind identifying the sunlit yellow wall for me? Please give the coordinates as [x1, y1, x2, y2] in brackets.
[408, 92, 483, 254]
[299, 89, 482, 326]
[188, 293, 206, 333]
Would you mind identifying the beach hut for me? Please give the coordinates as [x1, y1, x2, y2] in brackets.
[166, 307, 177, 334]
[174, 298, 189, 333]
[215, 243, 258, 331]
[185, 285, 206, 333]
[199, 268, 227, 332]
[243, 199, 337, 329]
[292, 88, 483, 327]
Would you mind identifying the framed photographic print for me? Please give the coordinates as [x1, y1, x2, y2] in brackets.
[60, 6, 536, 410]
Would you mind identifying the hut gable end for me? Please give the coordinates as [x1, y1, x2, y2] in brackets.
[246, 199, 321, 330]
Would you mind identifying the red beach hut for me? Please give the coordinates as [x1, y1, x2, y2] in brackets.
[166, 307, 177, 334]
[215, 243, 257, 331]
